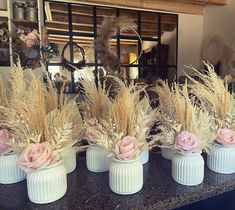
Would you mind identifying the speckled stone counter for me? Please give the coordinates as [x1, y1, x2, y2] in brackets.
[1, 152, 235, 210]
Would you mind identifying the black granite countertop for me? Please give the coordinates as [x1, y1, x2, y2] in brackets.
[1, 152, 235, 210]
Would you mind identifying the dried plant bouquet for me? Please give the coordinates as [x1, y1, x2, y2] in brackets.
[151, 80, 215, 154]
[186, 62, 235, 147]
[81, 74, 158, 160]
[78, 69, 114, 123]
[186, 62, 235, 129]
[0, 62, 84, 171]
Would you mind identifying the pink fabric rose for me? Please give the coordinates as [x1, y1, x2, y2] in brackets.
[0, 129, 12, 155]
[216, 128, 235, 147]
[113, 136, 140, 160]
[19, 142, 59, 172]
[25, 32, 38, 48]
[174, 131, 201, 153]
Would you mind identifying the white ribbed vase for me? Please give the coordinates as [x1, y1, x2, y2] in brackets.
[62, 147, 76, 174]
[172, 152, 204, 186]
[27, 160, 67, 204]
[0, 152, 26, 184]
[109, 158, 143, 195]
[207, 144, 235, 174]
[86, 145, 111, 172]
[161, 147, 175, 160]
[140, 150, 149, 164]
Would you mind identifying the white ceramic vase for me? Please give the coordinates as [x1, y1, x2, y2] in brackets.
[140, 150, 149, 164]
[172, 152, 204, 186]
[207, 144, 235, 174]
[109, 158, 143, 195]
[27, 160, 67, 204]
[161, 147, 175, 160]
[0, 152, 26, 184]
[62, 146, 76, 174]
[86, 145, 111, 172]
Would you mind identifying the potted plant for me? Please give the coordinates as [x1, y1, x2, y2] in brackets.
[83, 75, 158, 194]
[187, 62, 235, 174]
[78, 70, 114, 172]
[0, 63, 84, 203]
[154, 82, 214, 186]
[0, 73, 26, 184]
[151, 80, 177, 160]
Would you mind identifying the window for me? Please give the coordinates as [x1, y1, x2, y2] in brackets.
[43, 1, 178, 93]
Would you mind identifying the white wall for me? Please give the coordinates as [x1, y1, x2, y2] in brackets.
[203, 1, 235, 77]
[0, 1, 7, 10]
[177, 13, 204, 77]
[203, 2, 235, 46]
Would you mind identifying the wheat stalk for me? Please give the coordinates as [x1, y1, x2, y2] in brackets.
[82, 75, 159, 152]
[152, 80, 215, 149]
[0, 62, 84, 153]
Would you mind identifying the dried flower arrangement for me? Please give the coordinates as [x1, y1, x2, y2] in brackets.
[0, 62, 84, 171]
[0, 76, 11, 156]
[80, 73, 158, 160]
[78, 69, 113, 122]
[151, 80, 215, 154]
[186, 62, 235, 147]
[12, 26, 41, 69]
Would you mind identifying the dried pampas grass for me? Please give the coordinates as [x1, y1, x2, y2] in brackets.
[152, 80, 215, 149]
[83, 75, 158, 153]
[0, 62, 84, 153]
[186, 62, 235, 129]
[94, 16, 137, 72]
[0, 76, 9, 108]
[78, 69, 113, 122]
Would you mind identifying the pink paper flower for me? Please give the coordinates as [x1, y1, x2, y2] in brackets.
[174, 131, 201, 154]
[0, 129, 12, 155]
[216, 128, 235, 147]
[19, 142, 59, 172]
[113, 136, 140, 160]
[25, 32, 38, 48]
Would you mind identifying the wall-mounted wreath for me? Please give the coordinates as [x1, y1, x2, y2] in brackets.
[61, 41, 86, 72]
[94, 16, 142, 72]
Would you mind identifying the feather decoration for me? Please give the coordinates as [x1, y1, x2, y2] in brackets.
[94, 16, 137, 72]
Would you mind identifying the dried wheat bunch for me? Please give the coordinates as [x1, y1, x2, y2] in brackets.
[9, 61, 27, 103]
[151, 81, 215, 149]
[151, 80, 175, 120]
[83, 76, 158, 153]
[186, 62, 235, 130]
[0, 62, 84, 153]
[78, 69, 113, 122]
[0, 76, 9, 109]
